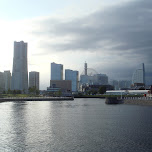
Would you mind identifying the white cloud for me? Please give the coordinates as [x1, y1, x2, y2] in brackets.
[0, 0, 152, 89]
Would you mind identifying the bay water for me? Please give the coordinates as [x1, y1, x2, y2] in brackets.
[0, 98, 152, 152]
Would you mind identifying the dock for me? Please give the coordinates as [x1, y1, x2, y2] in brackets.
[123, 97, 152, 106]
[0, 97, 74, 103]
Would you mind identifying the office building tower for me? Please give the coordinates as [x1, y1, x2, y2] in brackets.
[85, 62, 87, 75]
[0, 72, 5, 92]
[48, 80, 72, 93]
[11, 41, 28, 93]
[118, 80, 131, 89]
[4, 71, 11, 91]
[29, 71, 39, 90]
[132, 63, 145, 85]
[65, 69, 79, 92]
[80, 74, 89, 85]
[51, 62, 63, 80]
[94, 74, 108, 85]
[144, 66, 152, 85]
[109, 80, 119, 90]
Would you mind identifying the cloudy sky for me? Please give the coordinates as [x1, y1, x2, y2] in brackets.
[0, 0, 152, 89]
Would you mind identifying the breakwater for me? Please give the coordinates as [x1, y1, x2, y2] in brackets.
[0, 97, 74, 103]
[123, 97, 152, 106]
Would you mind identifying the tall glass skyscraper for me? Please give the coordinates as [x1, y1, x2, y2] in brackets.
[65, 69, 79, 92]
[11, 41, 28, 93]
[132, 63, 145, 84]
[51, 62, 63, 80]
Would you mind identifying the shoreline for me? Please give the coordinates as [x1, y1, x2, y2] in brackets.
[1, 96, 152, 106]
[123, 99, 152, 106]
[0, 97, 74, 103]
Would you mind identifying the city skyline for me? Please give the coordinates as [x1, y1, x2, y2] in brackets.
[0, 0, 152, 89]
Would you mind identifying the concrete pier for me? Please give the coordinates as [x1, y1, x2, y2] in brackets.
[0, 97, 74, 103]
[123, 97, 152, 106]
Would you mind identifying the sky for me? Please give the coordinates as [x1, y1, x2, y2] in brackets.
[0, 0, 152, 89]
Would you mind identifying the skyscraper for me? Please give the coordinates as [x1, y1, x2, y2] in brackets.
[29, 71, 39, 90]
[11, 41, 28, 93]
[51, 62, 63, 80]
[65, 69, 79, 92]
[132, 63, 145, 85]
[4, 70, 11, 91]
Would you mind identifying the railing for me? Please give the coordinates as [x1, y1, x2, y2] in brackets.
[123, 97, 152, 100]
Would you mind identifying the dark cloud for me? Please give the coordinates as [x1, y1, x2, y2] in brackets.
[36, 0, 152, 54]
[31, 0, 152, 81]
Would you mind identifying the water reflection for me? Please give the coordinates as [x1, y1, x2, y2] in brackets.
[0, 99, 152, 152]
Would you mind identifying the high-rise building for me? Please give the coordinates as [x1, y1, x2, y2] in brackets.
[118, 80, 131, 89]
[4, 71, 11, 91]
[11, 41, 28, 93]
[84, 62, 87, 75]
[0, 72, 5, 92]
[109, 80, 119, 90]
[51, 62, 63, 80]
[132, 63, 145, 85]
[65, 69, 79, 92]
[93, 74, 108, 85]
[29, 71, 39, 90]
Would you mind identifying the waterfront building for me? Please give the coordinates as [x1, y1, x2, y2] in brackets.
[29, 71, 39, 90]
[80, 74, 108, 86]
[132, 63, 145, 85]
[110, 80, 119, 90]
[4, 71, 11, 91]
[80, 75, 90, 85]
[106, 90, 149, 95]
[118, 80, 131, 89]
[47, 80, 72, 96]
[51, 62, 63, 80]
[65, 69, 79, 92]
[145, 68, 152, 85]
[93, 74, 108, 85]
[11, 41, 28, 93]
[0, 72, 5, 92]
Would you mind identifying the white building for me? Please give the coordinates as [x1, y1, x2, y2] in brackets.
[51, 62, 63, 80]
[4, 71, 11, 91]
[65, 69, 79, 92]
[11, 41, 28, 93]
[29, 71, 39, 90]
[132, 63, 145, 84]
[106, 90, 149, 95]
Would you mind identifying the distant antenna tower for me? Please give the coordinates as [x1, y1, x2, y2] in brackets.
[84, 61, 87, 75]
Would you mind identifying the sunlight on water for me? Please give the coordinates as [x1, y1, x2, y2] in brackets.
[0, 99, 152, 152]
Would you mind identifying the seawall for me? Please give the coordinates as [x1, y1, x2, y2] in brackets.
[0, 97, 74, 103]
[123, 97, 152, 106]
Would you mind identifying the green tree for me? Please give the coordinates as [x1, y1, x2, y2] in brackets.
[2, 90, 6, 94]
[7, 89, 12, 94]
[28, 86, 39, 95]
[98, 86, 106, 94]
[13, 90, 17, 94]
